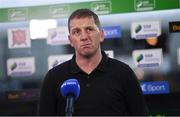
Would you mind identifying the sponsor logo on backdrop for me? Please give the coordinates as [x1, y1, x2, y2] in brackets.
[134, 0, 155, 11]
[6, 89, 39, 100]
[131, 21, 161, 40]
[49, 5, 70, 18]
[8, 8, 28, 21]
[132, 48, 163, 68]
[91, 1, 111, 15]
[47, 27, 69, 45]
[105, 50, 114, 58]
[48, 54, 73, 70]
[178, 48, 180, 65]
[102, 26, 121, 39]
[7, 57, 35, 77]
[169, 21, 180, 33]
[48, 50, 114, 70]
[8, 28, 31, 49]
[140, 81, 169, 94]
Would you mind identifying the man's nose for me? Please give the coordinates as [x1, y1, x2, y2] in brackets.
[80, 30, 88, 41]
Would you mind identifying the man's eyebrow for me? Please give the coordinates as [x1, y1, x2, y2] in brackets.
[70, 27, 79, 31]
[70, 25, 97, 31]
[72, 25, 93, 28]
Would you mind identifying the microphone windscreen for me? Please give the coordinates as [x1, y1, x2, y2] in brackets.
[60, 79, 80, 99]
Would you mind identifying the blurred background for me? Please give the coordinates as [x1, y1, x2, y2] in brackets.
[0, 0, 180, 116]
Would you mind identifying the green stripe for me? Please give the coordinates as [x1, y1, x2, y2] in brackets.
[0, 0, 179, 22]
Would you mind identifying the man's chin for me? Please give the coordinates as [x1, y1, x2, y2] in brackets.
[81, 51, 94, 58]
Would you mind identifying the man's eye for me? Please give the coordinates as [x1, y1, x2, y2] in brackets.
[86, 28, 94, 32]
[72, 30, 79, 35]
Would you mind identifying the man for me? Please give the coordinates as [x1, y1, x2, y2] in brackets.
[38, 8, 149, 116]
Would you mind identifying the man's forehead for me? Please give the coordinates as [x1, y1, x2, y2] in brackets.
[69, 18, 97, 30]
[70, 17, 94, 23]
[70, 24, 95, 29]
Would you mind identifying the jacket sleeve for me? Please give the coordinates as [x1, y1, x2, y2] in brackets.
[124, 66, 149, 115]
[38, 70, 57, 115]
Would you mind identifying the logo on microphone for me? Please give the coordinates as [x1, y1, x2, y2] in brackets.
[60, 79, 80, 99]
[61, 81, 78, 88]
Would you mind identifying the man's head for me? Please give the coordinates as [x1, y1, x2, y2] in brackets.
[68, 9, 104, 58]
[68, 9, 101, 32]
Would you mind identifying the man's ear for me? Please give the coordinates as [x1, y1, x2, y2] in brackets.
[68, 35, 74, 47]
[100, 29, 104, 42]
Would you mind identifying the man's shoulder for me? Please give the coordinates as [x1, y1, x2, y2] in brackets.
[43, 60, 71, 82]
[107, 57, 135, 75]
[108, 57, 130, 69]
[49, 60, 71, 73]
[107, 57, 137, 81]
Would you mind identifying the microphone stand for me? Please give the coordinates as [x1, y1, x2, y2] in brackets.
[65, 94, 75, 117]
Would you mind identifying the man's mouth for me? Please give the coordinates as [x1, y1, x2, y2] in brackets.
[81, 43, 91, 48]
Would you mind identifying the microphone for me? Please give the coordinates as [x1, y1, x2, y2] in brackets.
[60, 79, 80, 116]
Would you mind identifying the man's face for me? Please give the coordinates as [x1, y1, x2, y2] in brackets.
[68, 17, 104, 58]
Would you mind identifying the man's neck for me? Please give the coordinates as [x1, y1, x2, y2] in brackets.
[76, 50, 102, 74]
